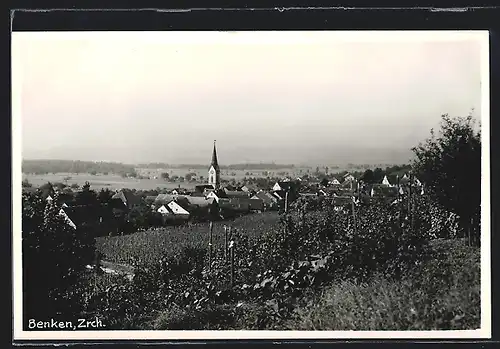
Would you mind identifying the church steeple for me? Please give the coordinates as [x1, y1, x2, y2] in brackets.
[208, 140, 220, 189]
[211, 140, 219, 169]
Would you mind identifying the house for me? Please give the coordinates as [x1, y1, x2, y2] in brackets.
[223, 188, 252, 199]
[153, 194, 177, 207]
[206, 189, 228, 203]
[190, 191, 206, 197]
[272, 181, 298, 193]
[58, 205, 101, 230]
[167, 200, 191, 216]
[219, 198, 250, 214]
[184, 196, 216, 208]
[415, 177, 422, 187]
[398, 173, 423, 188]
[171, 188, 189, 196]
[203, 187, 215, 196]
[59, 208, 77, 229]
[157, 205, 170, 215]
[251, 191, 279, 211]
[343, 173, 355, 182]
[341, 175, 356, 189]
[111, 190, 142, 210]
[223, 197, 264, 212]
[195, 184, 216, 194]
[240, 185, 257, 194]
[398, 184, 425, 196]
[157, 201, 191, 224]
[144, 195, 157, 207]
[381, 175, 392, 186]
[185, 196, 219, 221]
[329, 177, 341, 185]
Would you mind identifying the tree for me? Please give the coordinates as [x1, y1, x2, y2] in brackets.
[320, 178, 329, 187]
[412, 113, 481, 245]
[22, 192, 95, 324]
[361, 169, 375, 184]
[161, 172, 170, 181]
[372, 168, 384, 184]
[98, 188, 114, 205]
[185, 172, 197, 182]
[74, 182, 99, 207]
[127, 200, 153, 231]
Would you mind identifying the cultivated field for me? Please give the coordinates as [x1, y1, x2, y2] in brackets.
[22, 173, 200, 191]
[22, 167, 310, 191]
[95, 212, 281, 266]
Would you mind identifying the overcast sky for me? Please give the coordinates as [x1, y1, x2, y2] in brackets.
[13, 31, 485, 166]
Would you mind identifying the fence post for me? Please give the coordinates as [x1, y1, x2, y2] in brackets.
[209, 221, 213, 272]
[224, 225, 228, 262]
[230, 240, 235, 288]
[285, 191, 289, 213]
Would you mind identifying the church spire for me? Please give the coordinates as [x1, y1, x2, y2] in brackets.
[211, 140, 219, 169]
[208, 140, 220, 190]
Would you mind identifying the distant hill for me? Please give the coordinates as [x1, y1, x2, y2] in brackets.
[22, 159, 136, 175]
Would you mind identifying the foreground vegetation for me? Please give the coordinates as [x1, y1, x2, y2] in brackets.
[288, 239, 480, 331]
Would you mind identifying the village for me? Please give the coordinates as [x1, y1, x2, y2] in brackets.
[24, 141, 425, 232]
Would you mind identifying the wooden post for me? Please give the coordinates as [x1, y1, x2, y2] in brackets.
[396, 175, 400, 202]
[209, 221, 213, 272]
[230, 241, 235, 288]
[224, 225, 228, 262]
[285, 191, 289, 213]
[351, 196, 357, 234]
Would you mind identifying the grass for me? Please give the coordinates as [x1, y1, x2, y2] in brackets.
[284, 238, 481, 331]
[95, 212, 281, 266]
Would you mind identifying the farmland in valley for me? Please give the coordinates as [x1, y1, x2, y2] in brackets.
[22, 172, 200, 191]
[22, 168, 309, 191]
[95, 211, 281, 266]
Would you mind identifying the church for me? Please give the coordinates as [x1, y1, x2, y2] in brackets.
[208, 140, 221, 190]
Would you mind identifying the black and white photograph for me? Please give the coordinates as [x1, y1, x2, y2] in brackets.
[12, 30, 490, 340]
